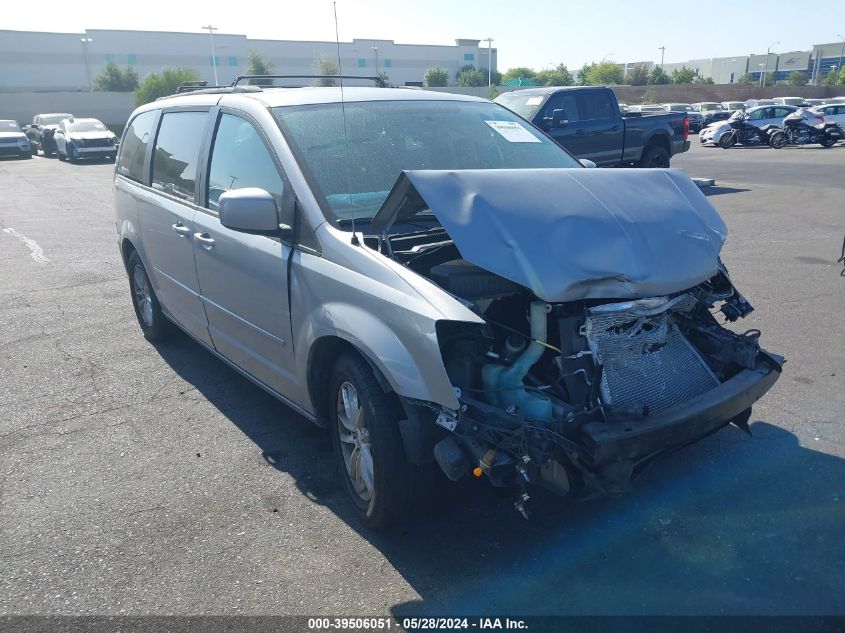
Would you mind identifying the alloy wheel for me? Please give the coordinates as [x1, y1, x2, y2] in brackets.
[336, 381, 374, 502]
[132, 264, 154, 327]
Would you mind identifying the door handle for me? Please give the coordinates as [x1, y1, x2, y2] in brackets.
[171, 222, 192, 237]
[193, 232, 215, 249]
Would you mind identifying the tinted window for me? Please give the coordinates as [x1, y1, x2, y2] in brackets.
[543, 92, 580, 122]
[773, 107, 792, 118]
[151, 111, 207, 202]
[580, 92, 614, 120]
[207, 114, 284, 211]
[747, 108, 766, 120]
[117, 110, 157, 183]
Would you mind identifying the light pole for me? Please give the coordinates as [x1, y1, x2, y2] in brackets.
[371, 45, 379, 76]
[202, 25, 219, 85]
[484, 37, 494, 86]
[80, 37, 93, 90]
[761, 41, 779, 87]
[658, 46, 665, 67]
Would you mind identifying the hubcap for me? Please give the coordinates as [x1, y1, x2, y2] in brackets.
[132, 264, 154, 327]
[336, 381, 374, 502]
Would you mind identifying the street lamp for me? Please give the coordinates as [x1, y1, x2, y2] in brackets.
[202, 25, 219, 85]
[761, 40, 779, 87]
[371, 45, 379, 76]
[80, 37, 93, 91]
[484, 37, 494, 87]
[658, 46, 666, 67]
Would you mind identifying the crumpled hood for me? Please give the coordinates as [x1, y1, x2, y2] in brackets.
[68, 131, 115, 141]
[373, 168, 727, 303]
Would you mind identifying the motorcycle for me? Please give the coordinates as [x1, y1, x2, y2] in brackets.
[718, 110, 780, 148]
[769, 111, 845, 149]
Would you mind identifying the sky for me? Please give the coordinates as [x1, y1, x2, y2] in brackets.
[3, 0, 844, 70]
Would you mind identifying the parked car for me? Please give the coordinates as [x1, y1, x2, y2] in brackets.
[746, 99, 776, 107]
[628, 104, 667, 113]
[700, 105, 822, 146]
[692, 102, 722, 114]
[804, 98, 826, 106]
[116, 84, 780, 528]
[55, 117, 118, 162]
[662, 103, 704, 132]
[720, 101, 749, 111]
[701, 109, 733, 127]
[0, 120, 33, 159]
[25, 112, 72, 156]
[496, 86, 690, 167]
[812, 103, 845, 126]
[773, 97, 809, 107]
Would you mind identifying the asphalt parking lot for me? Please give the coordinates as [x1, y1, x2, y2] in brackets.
[1, 140, 844, 618]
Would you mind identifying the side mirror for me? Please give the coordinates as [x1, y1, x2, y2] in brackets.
[579, 158, 597, 168]
[551, 108, 569, 128]
[219, 188, 287, 236]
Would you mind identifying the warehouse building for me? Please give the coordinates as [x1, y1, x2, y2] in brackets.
[0, 29, 498, 91]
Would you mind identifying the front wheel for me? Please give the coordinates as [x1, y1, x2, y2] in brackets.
[57, 151, 66, 161]
[719, 132, 737, 149]
[769, 131, 786, 149]
[330, 354, 432, 530]
[638, 144, 670, 168]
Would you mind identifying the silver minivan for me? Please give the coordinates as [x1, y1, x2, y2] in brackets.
[115, 83, 781, 528]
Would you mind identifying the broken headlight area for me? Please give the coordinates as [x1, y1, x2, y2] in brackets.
[431, 271, 782, 514]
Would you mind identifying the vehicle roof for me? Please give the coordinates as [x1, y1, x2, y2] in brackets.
[64, 117, 104, 123]
[496, 86, 606, 96]
[151, 86, 487, 110]
[0, 119, 18, 124]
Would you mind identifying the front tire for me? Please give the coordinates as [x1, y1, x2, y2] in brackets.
[127, 250, 173, 341]
[769, 131, 786, 149]
[329, 354, 429, 530]
[57, 150, 66, 162]
[719, 132, 736, 149]
[638, 144, 670, 168]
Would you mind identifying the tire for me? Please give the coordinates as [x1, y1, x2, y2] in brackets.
[22, 152, 32, 159]
[819, 136, 836, 148]
[127, 250, 174, 341]
[718, 132, 736, 149]
[638, 144, 671, 168]
[769, 131, 786, 149]
[57, 150, 66, 162]
[329, 353, 432, 530]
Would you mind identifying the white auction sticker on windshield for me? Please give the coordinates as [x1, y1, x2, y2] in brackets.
[485, 120, 541, 143]
[525, 96, 544, 106]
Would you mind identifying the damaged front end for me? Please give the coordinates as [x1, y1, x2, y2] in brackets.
[371, 168, 782, 513]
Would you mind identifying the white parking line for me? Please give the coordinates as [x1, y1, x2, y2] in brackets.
[2, 227, 50, 264]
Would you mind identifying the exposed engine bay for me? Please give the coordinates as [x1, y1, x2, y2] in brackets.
[369, 168, 783, 516]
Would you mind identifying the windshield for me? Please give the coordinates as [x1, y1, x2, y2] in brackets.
[667, 104, 693, 112]
[493, 93, 548, 120]
[40, 114, 69, 125]
[0, 120, 21, 132]
[68, 121, 108, 133]
[698, 103, 720, 112]
[274, 100, 580, 222]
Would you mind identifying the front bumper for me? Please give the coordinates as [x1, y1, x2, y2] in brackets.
[69, 145, 117, 159]
[0, 145, 30, 157]
[580, 355, 781, 466]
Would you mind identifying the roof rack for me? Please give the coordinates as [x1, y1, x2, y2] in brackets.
[231, 74, 387, 88]
[175, 81, 228, 94]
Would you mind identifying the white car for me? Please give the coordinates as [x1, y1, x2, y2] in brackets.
[700, 105, 822, 146]
[54, 117, 118, 162]
[720, 101, 749, 111]
[0, 120, 32, 159]
[812, 103, 845, 126]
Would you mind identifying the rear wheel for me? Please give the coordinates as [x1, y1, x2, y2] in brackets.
[329, 353, 432, 530]
[819, 136, 836, 148]
[638, 144, 670, 168]
[57, 151, 65, 162]
[719, 131, 736, 149]
[769, 131, 786, 149]
[127, 250, 173, 341]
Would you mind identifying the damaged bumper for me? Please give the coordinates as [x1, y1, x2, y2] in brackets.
[580, 353, 782, 466]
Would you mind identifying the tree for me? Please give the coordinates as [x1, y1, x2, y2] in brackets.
[647, 66, 671, 85]
[244, 52, 274, 84]
[787, 71, 808, 86]
[626, 63, 650, 86]
[534, 64, 573, 86]
[576, 63, 593, 85]
[423, 66, 449, 87]
[314, 56, 339, 86]
[694, 75, 715, 85]
[501, 67, 536, 84]
[135, 68, 199, 105]
[585, 61, 624, 85]
[823, 66, 844, 86]
[457, 66, 487, 87]
[93, 62, 139, 92]
[378, 71, 390, 87]
[736, 73, 754, 85]
[760, 72, 775, 87]
[670, 66, 698, 84]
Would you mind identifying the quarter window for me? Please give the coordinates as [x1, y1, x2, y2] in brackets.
[207, 114, 284, 211]
[151, 111, 208, 202]
[117, 110, 157, 183]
